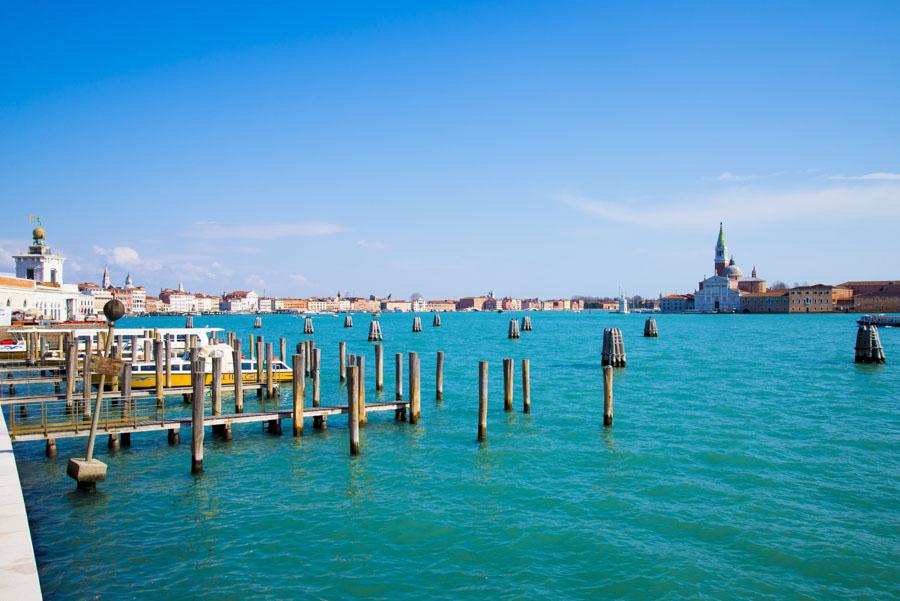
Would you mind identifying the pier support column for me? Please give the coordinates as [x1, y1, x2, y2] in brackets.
[522, 359, 531, 414]
[478, 361, 488, 441]
[45, 438, 57, 458]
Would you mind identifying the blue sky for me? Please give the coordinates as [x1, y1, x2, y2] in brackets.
[1, 1, 898, 299]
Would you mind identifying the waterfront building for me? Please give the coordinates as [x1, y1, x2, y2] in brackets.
[694, 224, 764, 312]
[425, 299, 457, 312]
[1, 225, 91, 321]
[521, 298, 543, 310]
[381, 299, 412, 312]
[161, 283, 199, 313]
[281, 298, 310, 312]
[788, 284, 852, 313]
[660, 294, 694, 313]
[412, 298, 427, 312]
[694, 275, 741, 312]
[221, 290, 259, 313]
[737, 266, 767, 294]
[740, 290, 789, 313]
[145, 296, 161, 313]
[542, 299, 572, 311]
[837, 281, 900, 312]
[457, 296, 490, 311]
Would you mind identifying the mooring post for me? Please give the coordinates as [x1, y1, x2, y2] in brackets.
[249, 334, 256, 361]
[478, 361, 488, 441]
[339, 341, 347, 382]
[292, 354, 304, 437]
[256, 338, 265, 399]
[265, 342, 275, 399]
[409, 351, 421, 424]
[375, 344, 384, 392]
[119, 362, 132, 447]
[45, 438, 57, 458]
[357, 354, 367, 426]
[153, 338, 164, 407]
[522, 359, 531, 414]
[313, 348, 321, 406]
[280, 337, 287, 363]
[394, 352, 405, 421]
[65, 336, 75, 409]
[81, 336, 92, 418]
[436, 351, 444, 401]
[348, 365, 360, 455]
[603, 365, 613, 426]
[503, 358, 513, 411]
[233, 339, 244, 413]
[212, 356, 222, 416]
[191, 357, 205, 473]
[164, 335, 173, 388]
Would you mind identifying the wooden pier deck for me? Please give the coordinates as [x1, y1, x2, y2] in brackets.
[7, 401, 408, 442]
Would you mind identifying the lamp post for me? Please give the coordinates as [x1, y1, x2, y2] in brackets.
[66, 299, 125, 491]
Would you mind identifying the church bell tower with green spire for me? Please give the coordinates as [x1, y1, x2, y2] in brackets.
[715, 222, 728, 277]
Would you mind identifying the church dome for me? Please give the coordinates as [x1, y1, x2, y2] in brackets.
[723, 257, 743, 279]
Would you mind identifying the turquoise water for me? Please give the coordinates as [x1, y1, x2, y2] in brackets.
[11, 312, 900, 599]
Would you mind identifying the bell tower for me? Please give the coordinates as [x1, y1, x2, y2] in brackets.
[714, 222, 728, 277]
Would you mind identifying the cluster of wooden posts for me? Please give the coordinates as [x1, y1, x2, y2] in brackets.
[854, 324, 886, 364]
[476, 358, 532, 441]
[367, 320, 384, 341]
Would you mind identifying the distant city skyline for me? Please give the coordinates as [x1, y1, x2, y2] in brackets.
[2, 2, 899, 297]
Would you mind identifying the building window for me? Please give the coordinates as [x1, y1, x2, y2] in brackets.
[50, 269, 57, 284]
[26, 268, 34, 280]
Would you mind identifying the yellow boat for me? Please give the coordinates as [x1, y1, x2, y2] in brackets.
[95, 343, 294, 389]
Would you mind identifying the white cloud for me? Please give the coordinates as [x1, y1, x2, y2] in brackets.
[716, 171, 755, 182]
[193, 221, 348, 240]
[289, 274, 311, 286]
[0, 246, 14, 268]
[93, 245, 162, 270]
[561, 183, 900, 229]
[828, 172, 900, 181]
[357, 239, 389, 250]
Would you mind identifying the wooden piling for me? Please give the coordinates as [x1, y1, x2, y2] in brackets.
[211, 356, 223, 417]
[233, 340, 244, 413]
[395, 352, 404, 401]
[436, 351, 444, 401]
[478, 361, 488, 441]
[357, 354, 367, 426]
[313, 348, 321, 406]
[165, 335, 173, 388]
[143, 338, 152, 362]
[409, 351, 420, 424]
[266, 343, 275, 398]
[280, 337, 287, 363]
[643, 317, 659, 338]
[304, 316, 315, 335]
[603, 365, 613, 426]
[375, 344, 384, 391]
[368, 320, 383, 342]
[522, 359, 531, 414]
[508, 319, 520, 339]
[503, 358, 513, 411]
[249, 334, 256, 360]
[348, 365, 360, 455]
[601, 328, 627, 367]
[344, 315, 353, 328]
[433, 313, 441, 327]
[81, 336, 92, 417]
[292, 354, 304, 436]
[120, 362, 132, 447]
[45, 438, 57, 458]
[191, 358, 204, 473]
[65, 337, 75, 410]
[339, 341, 347, 382]
[256, 338, 264, 395]
[521, 315, 533, 331]
[412, 316, 422, 332]
[855, 324, 887, 364]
